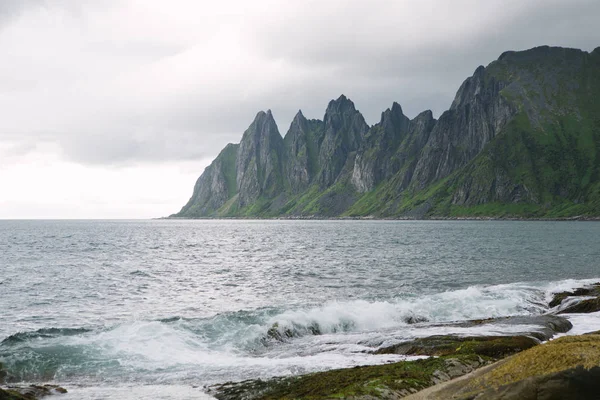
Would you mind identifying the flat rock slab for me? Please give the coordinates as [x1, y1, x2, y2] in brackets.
[375, 335, 539, 358]
[405, 334, 600, 400]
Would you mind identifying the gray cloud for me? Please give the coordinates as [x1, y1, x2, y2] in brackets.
[0, 0, 598, 167]
[0, 0, 40, 22]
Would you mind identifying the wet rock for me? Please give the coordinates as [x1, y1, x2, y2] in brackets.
[264, 322, 294, 342]
[491, 315, 572, 340]
[558, 297, 600, 314]
[430, 357, 485, 385]
[208, 354, 488, 400]
[0, 387, 28, 400]
[403, 315, 430, 324]
[375, 335, 538, 358]
[448, 314, 573, 341]
[549, 283, 600, 308]
[0, 385, 67, 399]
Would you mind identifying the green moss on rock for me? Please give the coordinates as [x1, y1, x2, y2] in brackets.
[449, 334, 600, 399]
[375, 335, 539, 359]
[211, 354, 489, 400]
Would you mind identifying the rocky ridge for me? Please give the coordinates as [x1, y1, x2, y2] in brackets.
[172, 45, 600, 219]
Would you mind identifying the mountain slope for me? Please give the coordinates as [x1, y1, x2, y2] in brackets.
[172, 46, 600, 219]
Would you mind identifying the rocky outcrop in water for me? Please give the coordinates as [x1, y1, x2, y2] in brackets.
[0, 385, 67, 400]
[172, 46, 600, 219]
[552, 283, 600, 314]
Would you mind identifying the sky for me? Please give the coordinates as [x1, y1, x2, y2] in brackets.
[0, 0, 598, 219]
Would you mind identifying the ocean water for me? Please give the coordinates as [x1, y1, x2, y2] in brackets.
[1, 219, 600, 399]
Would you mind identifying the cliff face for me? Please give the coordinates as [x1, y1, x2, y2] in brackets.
[317, 95, 369, 187]
[177, 143, 238, 217]
[283, 111, 324, 193]
[351, 104, 435, 193]
[172, 46, 600, 219]
[411, 65, 517, 188]
[235, 110, 285, 208]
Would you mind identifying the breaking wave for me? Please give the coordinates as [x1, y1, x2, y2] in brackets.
[1, 278, 599, 385]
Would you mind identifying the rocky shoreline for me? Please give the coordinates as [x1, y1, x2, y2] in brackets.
[2, 283, 600, 399]
[207, 283, 600, 400]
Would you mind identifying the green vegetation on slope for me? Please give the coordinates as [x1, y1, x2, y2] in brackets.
[173, 46, 600, 219]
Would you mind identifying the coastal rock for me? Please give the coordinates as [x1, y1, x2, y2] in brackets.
[0, 385, 67, 399]
[461, 366, 600, 400]
[550, 283, 600, 308]
[208, 354, 489, 400]
[480, 315, 572, 341]
[375, 335, 539, 358]
[422, 314, 572, 342]
[406, 334, 600, 400]
[559, 297, 600, 314]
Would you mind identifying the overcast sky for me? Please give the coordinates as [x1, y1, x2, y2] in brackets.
[0, 0, 598, 218]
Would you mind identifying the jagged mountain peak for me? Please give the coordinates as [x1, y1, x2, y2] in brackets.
[325, 94, 357, 115]
[252, 109, 275, 121]
[380, 101, 406, 124]
[450, 65, 489, 110]
[244, 109, 280, 139]
[414, 109, 434, 121]
[292, 109, 306, 122]
[286, 110, 310, 139]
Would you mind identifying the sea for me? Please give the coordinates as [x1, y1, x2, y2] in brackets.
[1, 219, 600, 399]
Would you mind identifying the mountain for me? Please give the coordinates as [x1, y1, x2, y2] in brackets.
[172, 46, 600, 219]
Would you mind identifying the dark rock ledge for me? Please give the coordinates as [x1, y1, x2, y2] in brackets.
[0, 384, 67, 400]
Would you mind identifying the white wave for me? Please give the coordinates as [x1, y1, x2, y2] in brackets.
[540, 278, 600, 305]
[266, 284, 544, 337]
[13, 277, 600, 386]
[69, 321, 218, 368]
[262, 279, 599, 343]
[561, 311, 600, 336]
[62, 319, 413, 379]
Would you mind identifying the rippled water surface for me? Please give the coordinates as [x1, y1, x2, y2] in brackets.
[1, 220, 599, 398]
